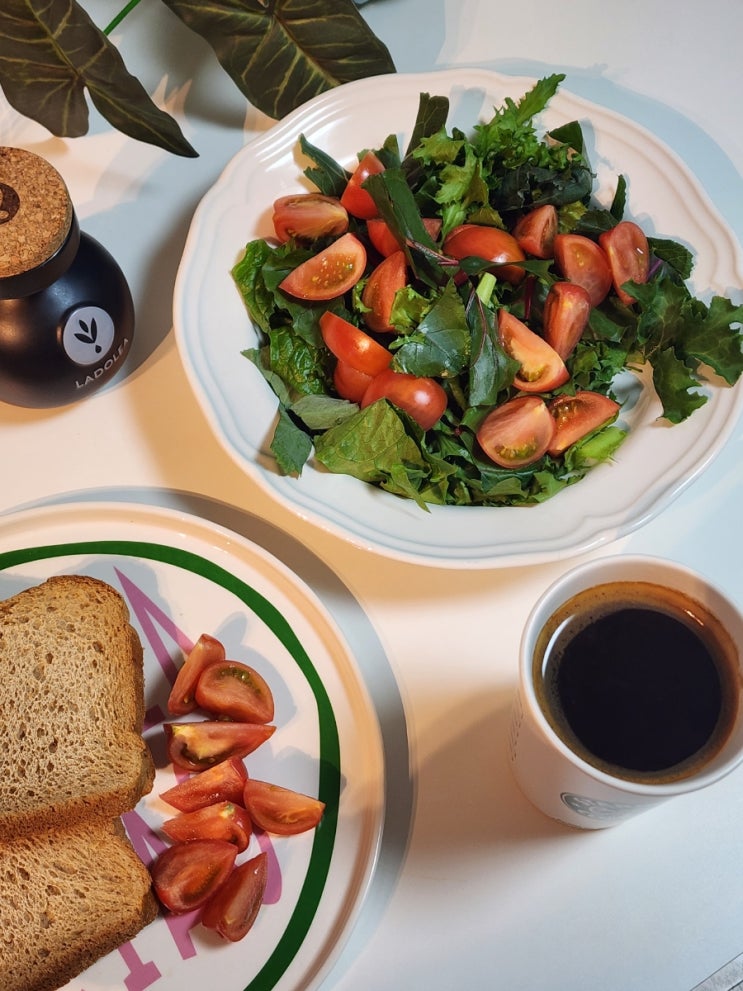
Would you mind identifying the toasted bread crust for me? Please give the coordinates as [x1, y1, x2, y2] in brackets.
[0, 576, 158, 988]
[0, 819, 158, 991]
[0, 575, 155, 837]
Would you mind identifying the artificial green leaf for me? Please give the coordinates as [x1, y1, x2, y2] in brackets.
[0, 0, 196, 156]
[161, 0, 396, 121]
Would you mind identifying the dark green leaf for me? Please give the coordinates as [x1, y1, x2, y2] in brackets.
[0, 0, 196, 155]
[161, 0, 396, 121]
[648, 237, 694, 281]
[272, 405, 313, 474]
[299, 133, 350, 197]
[651, 346, 708, 423]
[393, 281, 470, 377]
[404, 92, 450, 159]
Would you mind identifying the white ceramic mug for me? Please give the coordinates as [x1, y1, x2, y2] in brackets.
[508, 555, 743, 828]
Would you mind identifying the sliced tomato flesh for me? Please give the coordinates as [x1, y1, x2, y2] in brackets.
[319, 311, 391, 377]
[512, 204, 558, 259]
[340, 151, 385, 220]
[443, 224, 526, 284]
[547, 390, 621, 456]
[598, 220, 650, 306]
[164, 721, 275, 772]
[476, 395, 556, 468]
[542, 281, 592, 360]
[160, 756, 248, 813]
[168, 634, 226, 716]
[150, 839, 237, 914]
[194, 660, 274, 724]
[272, 193, 349, 243]
[279, 233, 366, 301]
[243, 780, 325, 836]
[162, 801, 253, 852]
[361, 250, 407, 333]
[360, 367, 448, 431]
[201, 852, 268, 942]
[498, 309, 569, 393]
[553, 233, 612, 307]
[333, 360, 375, 403]
[366, 217, 442, 257]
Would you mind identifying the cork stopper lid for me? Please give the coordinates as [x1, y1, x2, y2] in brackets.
[0, 147, 73, 279]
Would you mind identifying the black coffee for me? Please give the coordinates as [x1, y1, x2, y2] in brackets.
[534, 581, 739, 783]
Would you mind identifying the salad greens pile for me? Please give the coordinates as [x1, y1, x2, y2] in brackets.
[232, 74, 743, 509]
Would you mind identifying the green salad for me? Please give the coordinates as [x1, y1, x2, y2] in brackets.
[232, 74, 743, 509]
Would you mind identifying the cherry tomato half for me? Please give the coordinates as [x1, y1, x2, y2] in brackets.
[272, 193, 349, 243]
[552, 233, 612, 307]
[542, 281, 592, 360]
[319, 311, 392, 377]
[279, 233, 366, 301]
[476, 395, 556, 468]
[243, 780, 326, 836]
[598, 220, 650, 306]
[195, 660, 274, 724]
[512, 205, 557, 259]
[360, 367, 448, 431]
[168, 633, 226, 716]
[164, 721, 275, 772]
[162, 801, 253, 852]
[150, 839, 237, 914]
[361, 250, 407, 333]
[443, 224, 525, 284]
[340, 151, 385, 219]
[366, 217, 442, 257]
[201, 852, 268, 942]
[498, 309, 569, 393]
[547, 390, 621, 456]
[160, 756, 248, 813]
[333, 360, 375, 403]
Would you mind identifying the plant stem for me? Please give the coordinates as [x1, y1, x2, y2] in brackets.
[104, 0, 144, 35]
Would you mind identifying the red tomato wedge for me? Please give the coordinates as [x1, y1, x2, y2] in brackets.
[150, 839, 237, 914]
[361, 250, 407, 333]
[498, 309, 569, 393]
[279, 233, 366, 301]
[512, 205, 557, 259]
[319, 311, 391, 377]
[542, 281, 592, 359]
[598, 220, 650, 306]
[547, 390, 621, 456]
[272, 193, 348, 243]
[201, 852, 268, 942]
[477, 395, 556, 468]
[360, 367, 447, 431]
[160, 756, 248, 813]
[443, 224, 525, 284]
[168, 634, 226, 716]
[340, 151, 385, 219]
[366, 217, 442, 257]
[553, 233, 612, 306]
[165, 721, 275, 772]
[194, 660, 274, 724]
[243, 780, 325, 836]
[333, 360, 374, 403]
[162, 801, 253, 852]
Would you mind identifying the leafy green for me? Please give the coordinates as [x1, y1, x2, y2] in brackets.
[231, 75, 743, 508]
[0, 0, 395, 154]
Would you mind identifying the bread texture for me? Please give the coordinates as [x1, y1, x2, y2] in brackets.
[0, 818, 158, 991]
[0, 575, 155, 837]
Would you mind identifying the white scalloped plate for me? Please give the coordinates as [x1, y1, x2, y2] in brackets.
[0, 502, 384, 991]
[174, 68, 743, 568]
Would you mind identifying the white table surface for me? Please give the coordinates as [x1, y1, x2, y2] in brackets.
[2, 2, 743, 989]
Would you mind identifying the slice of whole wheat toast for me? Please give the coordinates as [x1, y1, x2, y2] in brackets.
[0, 575, 155, 837]
[0, 817, 158, 991]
